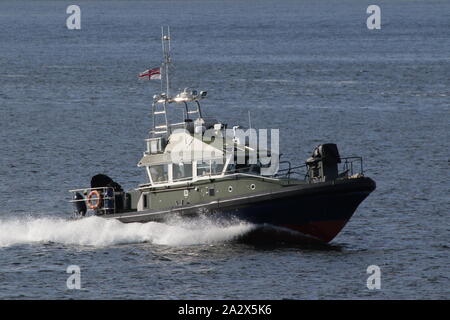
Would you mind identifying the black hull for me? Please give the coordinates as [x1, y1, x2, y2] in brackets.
[106, 177, 376, 243]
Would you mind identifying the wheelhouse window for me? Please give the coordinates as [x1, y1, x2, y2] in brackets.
[150, 164, 168, 183]
[173, 163, 193, 181]
[143, 194, 148, 208]
[225, 162, 236, 174]
[198, 159, 225, 177]
[224, 159, 260, 174]
[197, 160, 211, 177]
[211, 160, 224, 175]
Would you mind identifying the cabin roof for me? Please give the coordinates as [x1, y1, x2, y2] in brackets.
[138, 130, 228, 166]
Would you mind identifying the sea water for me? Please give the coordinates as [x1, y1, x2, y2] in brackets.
[0, 0, 448, 299]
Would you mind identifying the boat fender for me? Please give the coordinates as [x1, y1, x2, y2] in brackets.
[87, 190, 102, 210]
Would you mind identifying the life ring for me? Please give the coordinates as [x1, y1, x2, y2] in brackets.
[86, 190, 102, 210]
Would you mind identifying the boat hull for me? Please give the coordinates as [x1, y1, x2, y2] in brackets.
[225, 182, 373, 243]
[104, 177, 375, 243]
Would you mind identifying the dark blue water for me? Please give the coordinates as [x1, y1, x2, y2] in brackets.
[0, 0, 448, 299]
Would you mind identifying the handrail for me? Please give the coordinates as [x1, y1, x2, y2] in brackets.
[69, 186, 119, 214]
[69, 187, 116, 200]
[340, 156, 364, 176]
[69, 186, 114, 194]
[275, 156, 364, 181]
[138, 156, 365, 190]
[99, 156, 365, 192]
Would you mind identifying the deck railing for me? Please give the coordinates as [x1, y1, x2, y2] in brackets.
[275, 156, 364, 182]
[69, 187, 117, 215]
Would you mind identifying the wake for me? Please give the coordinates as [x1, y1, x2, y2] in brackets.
[0, 215, 255, 248]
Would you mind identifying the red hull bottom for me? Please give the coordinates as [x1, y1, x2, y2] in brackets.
[237, 220, 350, 245]
[281, 219, 349, 243]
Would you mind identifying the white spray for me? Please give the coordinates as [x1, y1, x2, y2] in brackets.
[0, 215, 254, 248]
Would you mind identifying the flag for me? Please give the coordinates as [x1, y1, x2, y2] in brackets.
[138, 67, 161, 80]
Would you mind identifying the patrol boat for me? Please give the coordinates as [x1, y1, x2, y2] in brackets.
[69, 29, 376, 243]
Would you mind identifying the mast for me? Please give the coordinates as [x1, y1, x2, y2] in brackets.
[149, 27, 172, 137]
[161, 26, 171, 98]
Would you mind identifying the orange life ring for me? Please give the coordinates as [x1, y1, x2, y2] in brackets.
[86, 190, 102, 210]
